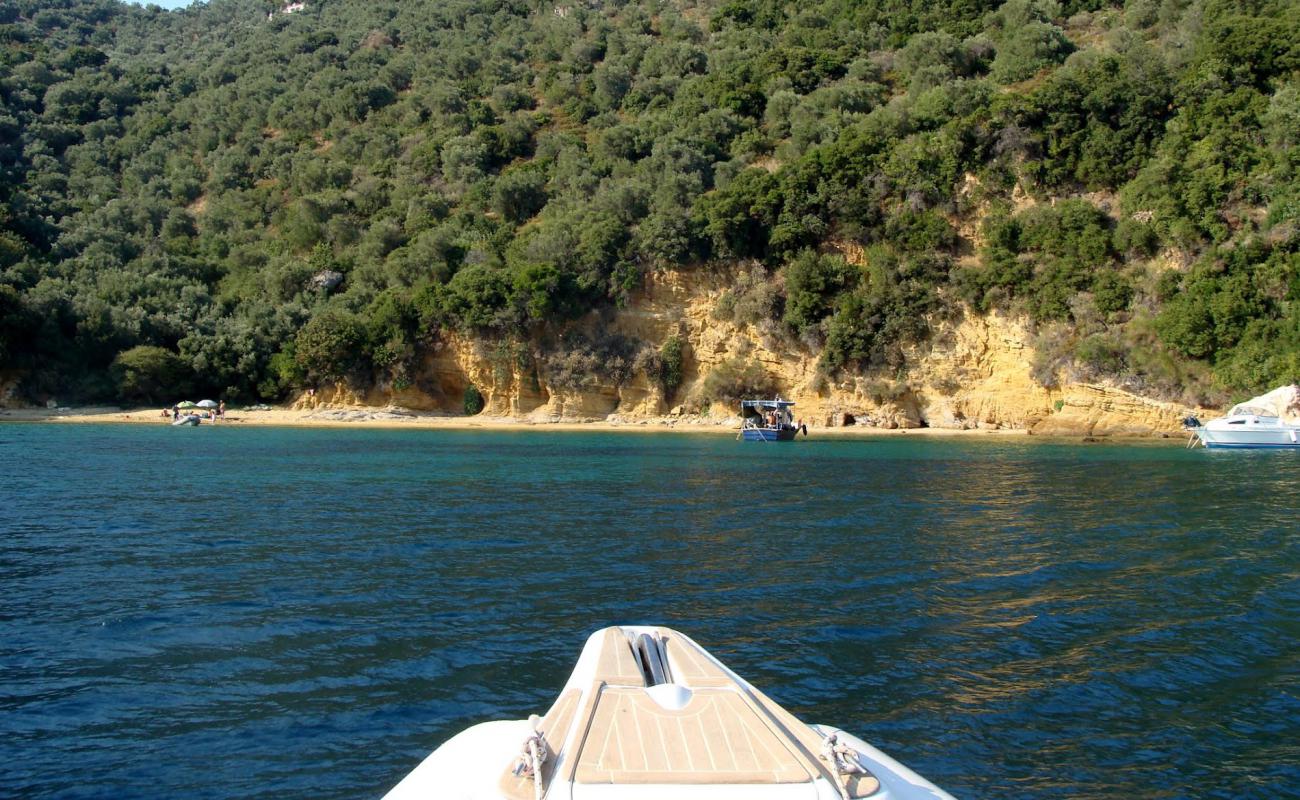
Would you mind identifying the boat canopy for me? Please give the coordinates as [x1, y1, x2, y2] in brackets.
[1229, 385, 1300, 423]
[740, 398, 795, 410]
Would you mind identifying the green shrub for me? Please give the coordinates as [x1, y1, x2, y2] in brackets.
[1019, 200, 1114, 264]
[697, 168, 783, 260]
[463, 384, 485, 415]
[1021, 49, 1172, 190]
[883, 209, 958, 254]
[293, 312, 369, 383]
[1155, 284, 1217, 358]
[1024, 263, 1081, 321]
[1113, 218, 1159, 258]
[990, 21, 1074, 83]
[1212, 317, 1300, 392]
[1092, 272, 1134, 315]
[435, 265, 518, 333]
[660, 334, 684, 399]
[492, 167, 549, 224]
[987, 200, 1123, 321]
[258, 349, 301, 400]
[782, 250, 856, 336]
[821, 289, 884, 371]
[488, 339, 530, 387]
[111, 346, 191, 405]
[988, 1, 1074, 84]
[896, 31, 968, 91]
[1154, 271, 1183, 303]
[0, 284, 32, 369]
[1074, 334, 1128, 378]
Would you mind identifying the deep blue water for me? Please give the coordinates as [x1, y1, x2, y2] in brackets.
[1, 423, 1297, 799]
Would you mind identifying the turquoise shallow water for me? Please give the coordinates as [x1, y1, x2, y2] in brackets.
[1, 423, 1296, 799]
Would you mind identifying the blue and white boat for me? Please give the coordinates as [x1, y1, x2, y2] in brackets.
[1189, 385, 1300, 449]
[739, 398, 806, 441]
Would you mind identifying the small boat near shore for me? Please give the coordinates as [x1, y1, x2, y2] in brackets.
[171, 413, 201, 426]
[385, 625, 954, 800]
[1189, 413, 1300, 448]
[740, 398, 807, 442]
[1187, 385, 1300, 449]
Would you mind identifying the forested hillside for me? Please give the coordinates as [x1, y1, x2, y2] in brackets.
[1, 0, 1297, 407]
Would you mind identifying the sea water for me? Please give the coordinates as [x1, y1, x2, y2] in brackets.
[1, 423, 1296, 798]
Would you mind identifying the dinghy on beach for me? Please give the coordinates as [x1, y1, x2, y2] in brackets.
[385, 625, 954, 800]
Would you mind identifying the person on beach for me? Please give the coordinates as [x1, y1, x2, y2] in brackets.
[218, 400, 225, 420]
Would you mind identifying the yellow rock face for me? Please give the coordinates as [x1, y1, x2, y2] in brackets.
[904, 312, 1057, 431]
[294, 266, 1211, 436]
[1032, 383, 1200, 437]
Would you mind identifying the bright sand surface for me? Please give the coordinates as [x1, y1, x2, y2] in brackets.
[0, 404, 1038, 437]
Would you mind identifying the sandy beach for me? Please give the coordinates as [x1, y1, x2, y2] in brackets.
[0, 404, 1043, 438]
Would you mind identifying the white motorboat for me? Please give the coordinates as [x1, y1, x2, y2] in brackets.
[385, 626, 955, 800]
[1192, 413, 1300, 448]
[1190, 385, 1300, 449]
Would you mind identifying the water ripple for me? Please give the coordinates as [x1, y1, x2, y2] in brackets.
[1, 426, 1297, 798]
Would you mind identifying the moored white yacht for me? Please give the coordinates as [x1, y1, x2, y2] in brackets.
[1193, 413, 1300, 448]
[1190, 385, 1300, 449]
[385, 626, 955, 800]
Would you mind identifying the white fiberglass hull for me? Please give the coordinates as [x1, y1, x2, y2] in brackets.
[1194, 416, 1300, 449]
[385, 626, 954, 800]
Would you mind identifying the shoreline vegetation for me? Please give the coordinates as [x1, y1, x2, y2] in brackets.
[2, 1, 1297, 417]
[0, 403, 1186, 441]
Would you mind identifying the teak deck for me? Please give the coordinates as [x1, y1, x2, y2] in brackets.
[500, 627, 881, 797]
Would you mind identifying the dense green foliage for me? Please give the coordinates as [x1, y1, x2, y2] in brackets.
[463, 384, 484, 415]
[1, 0, 1297, 406]
[111, 343, 190, 402]
[659, 333, 684, 399]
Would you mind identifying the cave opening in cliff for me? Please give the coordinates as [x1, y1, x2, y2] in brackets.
[843, 414, 856, 426]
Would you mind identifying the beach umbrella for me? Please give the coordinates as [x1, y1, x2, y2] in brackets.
[177, 400, 197, 408]
[196, 399, 218, 408]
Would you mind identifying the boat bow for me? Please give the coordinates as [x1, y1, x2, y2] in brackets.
[385, 626, 953, 800]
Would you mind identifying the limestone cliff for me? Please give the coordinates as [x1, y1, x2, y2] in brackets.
[299, 267, 1211, 436]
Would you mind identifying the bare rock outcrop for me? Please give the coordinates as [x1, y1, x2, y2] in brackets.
[1032, 384, 1197, 437]
[309, 270, 344, 292]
